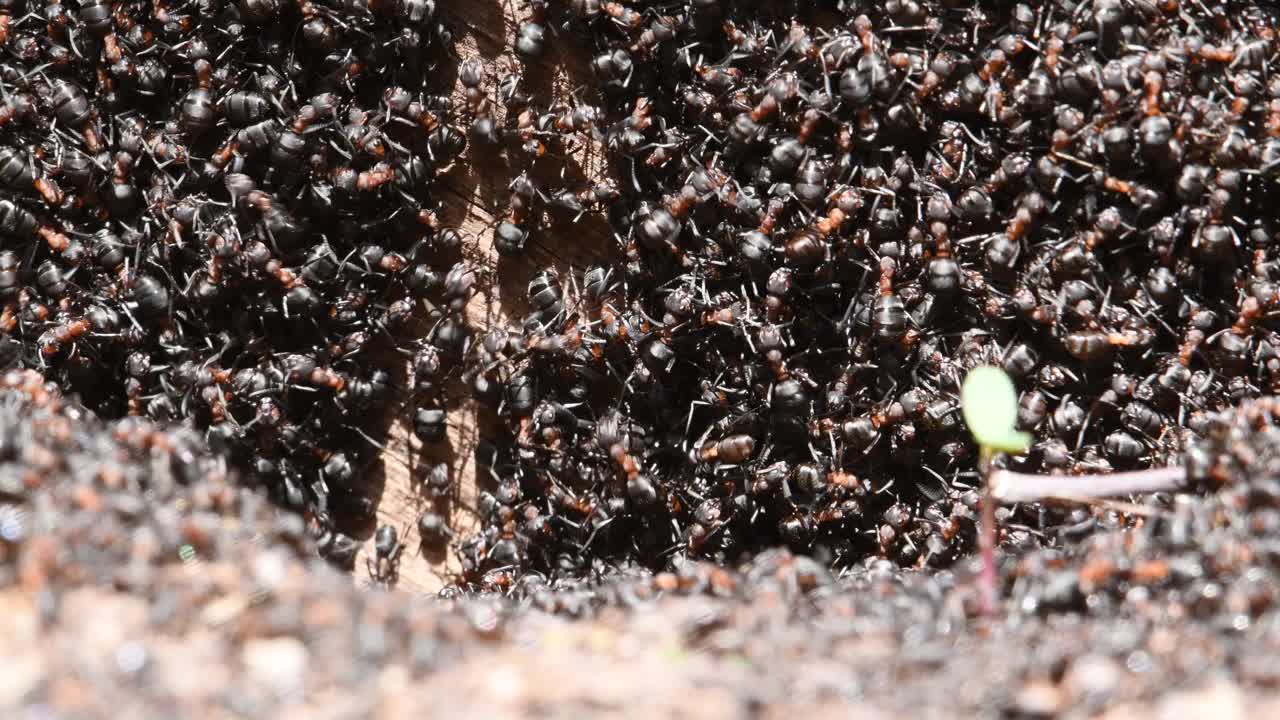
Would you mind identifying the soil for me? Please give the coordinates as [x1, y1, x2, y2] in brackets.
[6, 455, 1280, 719]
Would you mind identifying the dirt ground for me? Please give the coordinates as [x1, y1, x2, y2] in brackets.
[349, 0, 616, 593]
[8, 534, 1280, 719]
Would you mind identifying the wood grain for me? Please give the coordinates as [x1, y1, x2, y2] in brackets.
[352, 0, 615, 592]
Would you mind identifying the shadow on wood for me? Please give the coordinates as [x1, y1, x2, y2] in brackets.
[352, 0, 617, 593]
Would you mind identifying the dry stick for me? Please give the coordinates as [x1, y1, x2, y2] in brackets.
[989, 466, 1187, 504]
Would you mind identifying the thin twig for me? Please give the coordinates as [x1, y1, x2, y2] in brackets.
[989, 466, 1186, 504]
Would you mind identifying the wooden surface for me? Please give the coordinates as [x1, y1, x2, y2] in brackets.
[352, 0, 615, 592]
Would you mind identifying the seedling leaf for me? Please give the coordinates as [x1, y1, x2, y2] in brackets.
[961, 366, 1031, 454]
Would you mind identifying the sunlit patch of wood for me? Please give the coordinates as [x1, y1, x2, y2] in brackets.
[354, 0, 615, 592]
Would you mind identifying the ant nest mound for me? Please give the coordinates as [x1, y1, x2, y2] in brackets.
[0, 1, 1279, 598]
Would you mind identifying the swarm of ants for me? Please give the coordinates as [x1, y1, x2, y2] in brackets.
[450, 0, 1280, 590]
[4, 0, 1280, 592]
[0, 0, 470, 563]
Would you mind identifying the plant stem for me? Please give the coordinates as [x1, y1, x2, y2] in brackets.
[978, 447, 997, 617]
[988, 466, 1186, 504]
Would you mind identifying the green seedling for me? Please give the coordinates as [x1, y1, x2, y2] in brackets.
[960, 365, 1031, 615]
[960, 366, 1188, 615]
[961, 366, 1033, 458]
